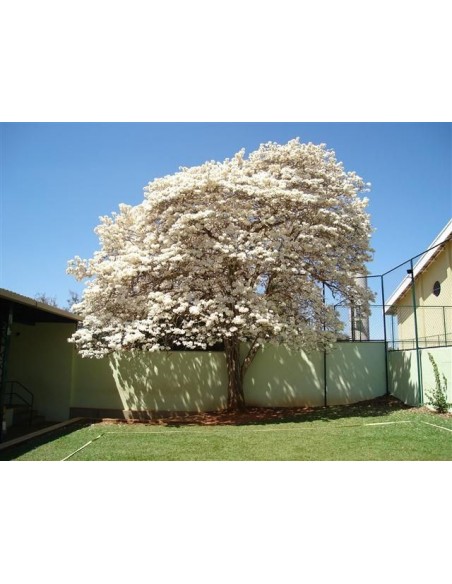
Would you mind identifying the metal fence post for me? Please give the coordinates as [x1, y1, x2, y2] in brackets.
[380, 275, 390, 395]
[408, 261, 423, 405]
[322, 283, 327, 407]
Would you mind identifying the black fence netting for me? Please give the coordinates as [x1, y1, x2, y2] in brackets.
[322, 240, 451, 350]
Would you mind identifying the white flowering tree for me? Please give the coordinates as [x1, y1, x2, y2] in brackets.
[68, 139, 373, 411]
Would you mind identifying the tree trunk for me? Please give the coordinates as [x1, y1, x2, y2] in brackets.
[224, 338, 245, 412]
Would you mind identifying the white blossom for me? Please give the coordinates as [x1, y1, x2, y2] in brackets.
[67, 139, 373, 409]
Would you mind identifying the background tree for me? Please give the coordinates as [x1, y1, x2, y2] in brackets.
[66, 290, 81, 312]
[33, 291, 81, 311]
[68, 139, 373, 411]
[34, 292, 59, 307]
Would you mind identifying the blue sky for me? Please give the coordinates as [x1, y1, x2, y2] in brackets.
[1, 122, 451, 307]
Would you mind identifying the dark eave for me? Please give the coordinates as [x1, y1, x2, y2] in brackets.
[0, 288, 81, 325]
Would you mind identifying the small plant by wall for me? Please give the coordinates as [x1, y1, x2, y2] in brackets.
[425, 352, 451, 414]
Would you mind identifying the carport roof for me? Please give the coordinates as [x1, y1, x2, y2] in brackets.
[0, 288, 81, 324]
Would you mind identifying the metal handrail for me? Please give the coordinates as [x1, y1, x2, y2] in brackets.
[5, 380, 34, 425]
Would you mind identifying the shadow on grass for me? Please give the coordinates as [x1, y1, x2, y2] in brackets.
[0, 420, 93, 461]
[109, 395, 415, 428]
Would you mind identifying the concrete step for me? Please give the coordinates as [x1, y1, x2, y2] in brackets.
[0, 418, 86, 451]
[6, 405, 45, 427]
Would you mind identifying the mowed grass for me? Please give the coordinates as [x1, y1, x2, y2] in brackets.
[2, 404, 452, 461]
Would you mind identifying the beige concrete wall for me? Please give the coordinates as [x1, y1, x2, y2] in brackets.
[244, 343, 386, 407]
[422, 347, 452, 407]
[8, 322, 76, 421]
[6, 321, 389, 418]
[72, 342, 387, 414]
[326, 342, 387, 405]
[71, 355, 124, 412]
[243, 345, 325, 407]
[72, 350, 229, 413]
[388, 350, 420, 406]
[388, 346, 452, 407]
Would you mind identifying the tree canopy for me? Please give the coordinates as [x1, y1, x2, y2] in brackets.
[68, 139, 373, 410]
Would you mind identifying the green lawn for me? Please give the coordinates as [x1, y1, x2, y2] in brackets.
[2, 403, 452, 461]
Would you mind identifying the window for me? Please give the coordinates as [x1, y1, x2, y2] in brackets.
[433, 281, 441, 297]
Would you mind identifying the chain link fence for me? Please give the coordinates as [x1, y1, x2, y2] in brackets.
[327, 301, 451, 349]
[323, 243, 451, 350]
[385, 305, 452, 350]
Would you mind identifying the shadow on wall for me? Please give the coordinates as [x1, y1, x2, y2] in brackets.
[72, 342, 420, 416]
[388, 347, 452, 407]
[245, 342, 387, 408]
[388, 350, 420, 406]
[108, 350, 228, 414]
[326, 343, 387, 405]
[244, 344, 325, 407]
